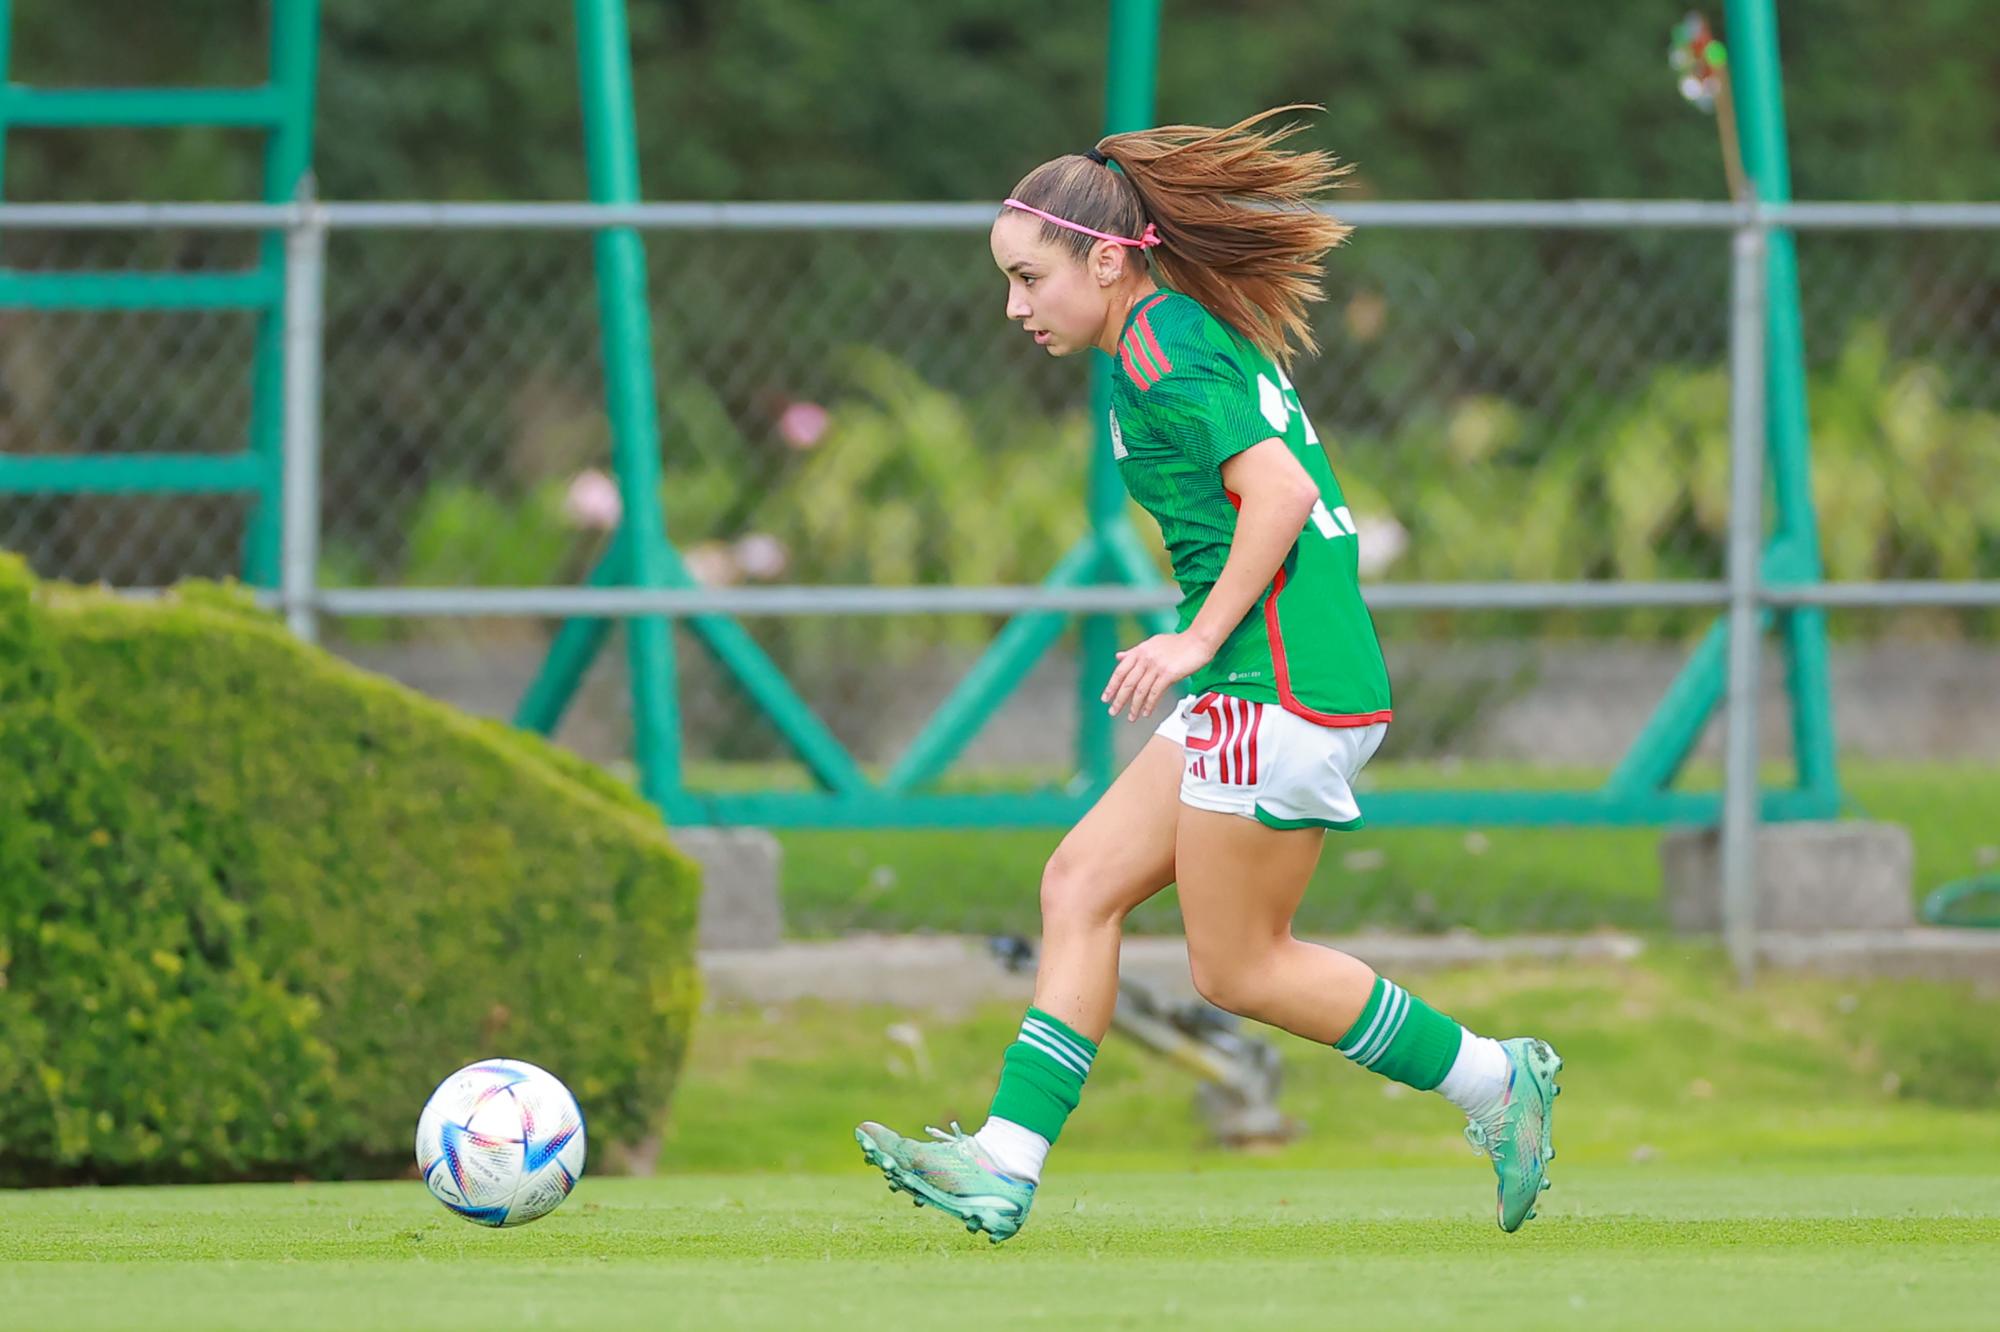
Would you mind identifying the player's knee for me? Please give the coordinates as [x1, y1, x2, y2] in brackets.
[1038, 845, 1125, 933]
[1185, 944, 1273, 1019]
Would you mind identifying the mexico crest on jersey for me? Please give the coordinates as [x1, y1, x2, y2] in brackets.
[1109, 407, 1127, 459]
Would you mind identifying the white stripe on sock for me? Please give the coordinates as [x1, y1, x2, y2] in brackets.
[1356, 985, 1410, 1067]
[1021, 1017, 1095, 1071]
[1342, 981, 1402, 1063]
[1018, 1030, 1090, 1078]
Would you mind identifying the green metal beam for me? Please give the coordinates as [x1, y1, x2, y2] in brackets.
[574, 0, 689, 818]
[1608, 2, 1838, 816]
[515, 531, 627, 736]
[0, 86, 288, 127]
[1073, 0, 1164, 794]
[518, 533, 870, 795]
[885, 537, 1105, 793]
[676, 784, 1839, 831]
[243, 0, 320, 587]
[1724, 0, 1838, 804]
[0, 269, 279, 309]
[1100, 518, 1178, 636]
[0, 452, 263, 493]
[660, 559, 869, 798]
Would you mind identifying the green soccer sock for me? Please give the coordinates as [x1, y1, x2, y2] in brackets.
[985, 1006, 1097, 1144]
[1332, 975, 1466, 1091]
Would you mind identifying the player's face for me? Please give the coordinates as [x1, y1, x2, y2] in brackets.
[990, 212, 1110, 358]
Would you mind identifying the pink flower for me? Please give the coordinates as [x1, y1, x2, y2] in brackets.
[562, 469, 623, 531]
[683, 542, 738, 587]
[777, 401, 830, 450]
[732, 533, 788, 580]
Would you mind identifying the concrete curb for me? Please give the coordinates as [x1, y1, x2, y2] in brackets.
[698, 931, 1649, 1010]
[697, 928, 2000, 1008]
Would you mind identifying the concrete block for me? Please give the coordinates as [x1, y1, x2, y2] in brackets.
[673, 827, 784, 950]
[1661, 821, 1914, 934]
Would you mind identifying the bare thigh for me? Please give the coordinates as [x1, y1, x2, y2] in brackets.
[1174, 807, 1375, 1042]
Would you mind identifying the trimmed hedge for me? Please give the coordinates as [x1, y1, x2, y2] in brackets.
[0, 555, 700, 1184]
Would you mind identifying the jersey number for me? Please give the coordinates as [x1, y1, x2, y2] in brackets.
[1258, 369, 1356, 541]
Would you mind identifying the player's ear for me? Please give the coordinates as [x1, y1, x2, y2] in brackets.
[1090, 239, 1126, 287]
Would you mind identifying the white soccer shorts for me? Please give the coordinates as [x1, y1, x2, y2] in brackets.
[1154, 690, 1388, 831]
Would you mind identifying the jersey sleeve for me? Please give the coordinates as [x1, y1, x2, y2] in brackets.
[1141, 339, 1283, 472]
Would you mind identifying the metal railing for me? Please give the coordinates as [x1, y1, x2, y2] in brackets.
[3, 197, 1997, 977]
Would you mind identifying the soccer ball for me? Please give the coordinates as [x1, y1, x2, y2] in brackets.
[415, 1058, 587, 1227]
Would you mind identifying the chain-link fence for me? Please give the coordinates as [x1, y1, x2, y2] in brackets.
[2, 201, 1997, 951]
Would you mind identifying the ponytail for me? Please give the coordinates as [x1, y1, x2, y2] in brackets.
[1003, 105, 1351, 367]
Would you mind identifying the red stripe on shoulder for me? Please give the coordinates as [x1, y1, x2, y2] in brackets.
[1135, 312, 1173, 377]
[1119, 338, 1156, 390]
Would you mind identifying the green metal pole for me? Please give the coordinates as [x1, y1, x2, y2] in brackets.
[244, 0, 318, 586]
[517, 532, 869, 795]
[575, 0, 688, 818]
[1723, 0, 1838, 807]
[885, 539, 1103, 793]
[1075, 0, 1162, 791]
[516, 530, 626, 735]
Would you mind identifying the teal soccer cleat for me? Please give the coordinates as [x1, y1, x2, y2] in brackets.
[855, 1120, 1036, 1243]
[1463, 1037, 1563, 1233]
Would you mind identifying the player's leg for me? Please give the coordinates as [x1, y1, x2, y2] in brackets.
[855, 731, 1185, 1242]
[1173, 705, 1561, 1232]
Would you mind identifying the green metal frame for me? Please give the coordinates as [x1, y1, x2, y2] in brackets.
[1605, 0, 1840, 819]
[0, 0, 319, 587]
[519, 0, 1173, 823]
[522, 0, 1839, 830]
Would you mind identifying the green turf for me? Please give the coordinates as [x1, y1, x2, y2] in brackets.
[8, 952, 2000, 1329]
[775, 759, 2000, 935]
[4, 1167, 1994, 1331]
[658, 949, 2000, 1174]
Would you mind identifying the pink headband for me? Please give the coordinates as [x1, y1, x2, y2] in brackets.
[1003, 198, 1163, 250]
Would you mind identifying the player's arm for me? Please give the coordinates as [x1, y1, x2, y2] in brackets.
[1188, 439, 1320, 650]
[1102, 438, 1319, 720]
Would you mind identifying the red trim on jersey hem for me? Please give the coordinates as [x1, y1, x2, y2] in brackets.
[1263, 565, 1395, 728]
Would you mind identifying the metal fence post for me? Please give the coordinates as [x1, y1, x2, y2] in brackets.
[280, 186, 327, 643]
[1075, 0, 1162, 792]
[1722, 219, 1769, 984]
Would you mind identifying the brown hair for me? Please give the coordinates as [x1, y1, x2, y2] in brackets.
[1003, 105, 1352, 367]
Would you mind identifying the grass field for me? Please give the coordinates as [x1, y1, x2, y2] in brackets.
[776, 759, 2000, 935]
[6, 1166, 1996, 1331]
[8, 951, 1999, 1330]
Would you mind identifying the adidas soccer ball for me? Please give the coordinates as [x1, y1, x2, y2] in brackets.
[415, 1058, 587, 1227]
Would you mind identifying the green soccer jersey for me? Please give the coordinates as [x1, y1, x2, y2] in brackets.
[1107, 289, 1392, 724]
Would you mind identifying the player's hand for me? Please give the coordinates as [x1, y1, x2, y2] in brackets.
[1101, 631, 1216, 722]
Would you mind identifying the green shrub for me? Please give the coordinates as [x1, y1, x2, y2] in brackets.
[0, 556, 700, 1185]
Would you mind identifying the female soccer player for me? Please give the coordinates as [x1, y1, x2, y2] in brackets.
[855, 107, 1561, 1242]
